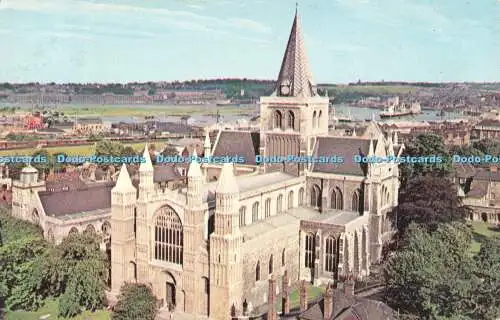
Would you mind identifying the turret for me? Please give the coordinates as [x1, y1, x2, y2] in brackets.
[215, 163, 240, 235]
[110, 164, 137, 292]
[187, 149, 203, 207]
[20, 163, 39, 184]
[138, 144, 154, 198]
[204, 132, 211, 158]
[368, 139, 374, 157]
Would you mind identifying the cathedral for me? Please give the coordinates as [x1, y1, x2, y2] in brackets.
[10, 10, 402, 320]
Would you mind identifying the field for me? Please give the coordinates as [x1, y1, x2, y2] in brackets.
[276, 285, 325, 311]
[0, 142, 167, 157]
[5, 299, 110, 320]
[470, 221, 500, 253]
[16, 104, 256, 117]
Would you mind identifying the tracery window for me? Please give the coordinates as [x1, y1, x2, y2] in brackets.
[252, 202, 259, 222]
[325, 236, 336, 272]
[331, 187, 343, 210]
[273, 111, 283, 129]
[305, 233, 315, 268]
[154, 206, 183, 265]
[265, 199, 271, 218]
[277, 194, 283, 214]
[287, 111, 295, 130]
[288, 191, 294, 210]
[239, 206, 246, 227]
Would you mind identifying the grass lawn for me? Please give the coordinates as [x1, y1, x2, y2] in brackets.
[470, 221, 500, 253]
[5, 299, 110, 320]
[0, 142, 166, 157]
[276, 285, 325, 311]
[17, 104, 254, 117]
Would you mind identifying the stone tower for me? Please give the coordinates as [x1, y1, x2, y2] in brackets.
[209, 163, 243, 319]
[136, 144, 154, 282]
[259, 8, 329, 175]
[110, 164, 137, 292]
[11, 164, 45, 221]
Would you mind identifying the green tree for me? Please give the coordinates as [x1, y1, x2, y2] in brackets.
[112, 283, 158, 320]
[400, 133, 451, 187]
[384, 223, 477, 319]
[396, 175, 469, 234]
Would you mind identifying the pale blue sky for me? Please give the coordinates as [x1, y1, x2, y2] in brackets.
[0, 0, 498, 83]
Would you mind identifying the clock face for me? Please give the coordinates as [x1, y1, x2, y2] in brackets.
[280, 84, 290, 96]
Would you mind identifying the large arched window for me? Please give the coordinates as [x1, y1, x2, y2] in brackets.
[273, 110, 283, 129]
[305, 233, 315, 268]
[154, 206, 183, 265]
[102, 221, 111, 235]
[252, 202, 259, 222]
[269, 255, 274, 274]
[288, 190, 294, 210]
[312, 111, 317, 129]
[239, 206, 246, 227]
[282, 249, 286, 266]
[330, 187, 343, 210]
[325, 236, 336, 272]
[318, 110, 322, 128]
[265, 198, 271, 218]
[299, 188, 304, 206]
[352, 189, 362, 213]
[84, 224, 96, 234]
[310, 184, 321, 208]
[256, 261, 261, 281]
[277, 194, 283, 214]
[69, 227, 79, 235]
[287, 111, 295, 130]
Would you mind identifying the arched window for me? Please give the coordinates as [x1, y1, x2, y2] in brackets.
[282, 249, 286, 266]
[69, 227, 79, 235]
[32, 209, 40, 225]
[265, 198, 271, 218]
[305, 233, 315, 268]
[310, 184, 321, 208]
[352, 189, 362, 213]
[277, 194, 283, 214]
[252, 202, 259, 222]
[330, 187, 343, 210]
[325, 236, 336, 272]
[154, 206, 183, 265]
[312, 111, 317, 129]
[299, 188, 304, 206]
[239, 206, 246, 227]
[255, 261, 261, 281]
[269, 255, 274, 274]
[101, 221, 111, 235]
[287, 111, 295, 130]
[273, 111, 283, 129]
[318, 110, 322, 128]
[84, 224, 96, 234]
[288, 190, 294, 209]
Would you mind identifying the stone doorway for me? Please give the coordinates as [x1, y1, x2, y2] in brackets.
[166, 282, 176, 311]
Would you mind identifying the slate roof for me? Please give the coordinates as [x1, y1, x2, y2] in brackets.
[474, 169, 500, 182]
[212, 130, 260, 165]
[467, 180, 488, 198]
[45, 171, 86, 192]
[453, 163, 476, 179]
[311, 137, 371, 176]
[39, 182, 114, 217]
[153, 163, 185, 182]
[299, 288, 398, 320]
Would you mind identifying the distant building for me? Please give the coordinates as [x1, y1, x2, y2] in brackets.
[471, 119, 500, 140]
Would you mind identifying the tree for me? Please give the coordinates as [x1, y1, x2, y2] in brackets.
[112, 283, 158, 320]
[471, 236, 500, 319]
[396, 175, 469, 234]
[400, 133, 451, 187]
[95, 140, 125, 158]
[384, 222, 477, 319]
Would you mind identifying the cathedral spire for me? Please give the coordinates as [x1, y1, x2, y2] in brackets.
[274, 7, 316, 98]
[113, 164, 135, 192]
[139, 143, 153, 172]
[216, 163, 239, 194]
[188, 150, 202, 177]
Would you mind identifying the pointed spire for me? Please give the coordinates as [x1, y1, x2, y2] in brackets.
[188, 150, 202, 177]
[216, 163, 239, 193]
[204, 132, 211, 148]
[274, 8, 316, 97]
[113, 164, 135, 192]
[393, 131, 399, 145]
[368, 139, 374, 156]
[139, 143, 153, 172]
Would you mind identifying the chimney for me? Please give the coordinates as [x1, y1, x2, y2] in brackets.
[299, 280, 308, 312]
[344, 275, 355, 297]
[282, 271, 290, 314]
[323, 284, 333, 320]
[267, 275, 277, 320]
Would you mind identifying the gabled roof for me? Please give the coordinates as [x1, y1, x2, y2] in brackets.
[212, 130, 260, 165]
[272, 9, 317, 98]
[311, 137, 370, 176]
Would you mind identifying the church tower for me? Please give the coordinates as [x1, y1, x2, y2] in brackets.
[11, 164, 45, 220]
[110, 164, 137, 292]
[209, 163, 244, 319]
[259, 8, 329, 175]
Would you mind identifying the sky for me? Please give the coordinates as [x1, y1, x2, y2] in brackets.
[0, 0, 499, 84]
